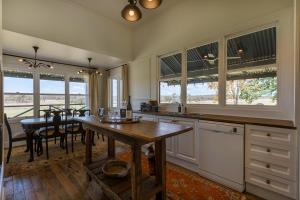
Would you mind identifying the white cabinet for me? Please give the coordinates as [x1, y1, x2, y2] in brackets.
[245, 125, 297, 199]
[157, 116, 198, 169]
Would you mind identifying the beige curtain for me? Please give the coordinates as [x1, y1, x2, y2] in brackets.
[122, 64, 129, 102]
[88, 73, 101, 115]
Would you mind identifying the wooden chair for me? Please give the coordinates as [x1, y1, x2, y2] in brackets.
[4, 113, 35, 163]
[38, 110, 67, 159]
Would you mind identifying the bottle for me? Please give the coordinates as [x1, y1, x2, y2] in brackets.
[177, 103, 181, 113]
[126, 96, 133, 119]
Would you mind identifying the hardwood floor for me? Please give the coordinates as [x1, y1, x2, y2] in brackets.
[3, 138, 263, 200]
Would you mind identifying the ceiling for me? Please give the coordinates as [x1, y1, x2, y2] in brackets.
[68, 0, 180, 28]
[3, 30, 124, 69]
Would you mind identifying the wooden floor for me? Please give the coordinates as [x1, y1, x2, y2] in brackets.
[3, 138, 263, 200]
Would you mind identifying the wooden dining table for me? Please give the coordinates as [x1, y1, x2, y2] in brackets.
[76, 115, 193, 200]
[20, 116, 80, 162]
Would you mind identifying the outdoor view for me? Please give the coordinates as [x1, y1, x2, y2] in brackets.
[187, 42, 219, 104]
[4, 71, 89, 118]
[226, 27, 277, 105]
[159, 53, 182, 103]
[159, 27, 277, 106]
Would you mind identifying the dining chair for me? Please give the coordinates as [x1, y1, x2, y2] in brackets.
[38, 110, 66, 159]
[4, 113, 37, 163]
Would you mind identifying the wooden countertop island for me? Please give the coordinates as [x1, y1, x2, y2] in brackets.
[75, 116, 193, 200]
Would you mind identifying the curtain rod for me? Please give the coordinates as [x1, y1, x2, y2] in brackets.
[106, 63, 127, 71]
[3, 53, 98, 70]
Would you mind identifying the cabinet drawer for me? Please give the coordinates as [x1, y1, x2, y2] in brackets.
[246, 125, 296, 147]
[246, 140, 295, 163]
[246, 155, 295, 181]
[246, 169, 296, 199]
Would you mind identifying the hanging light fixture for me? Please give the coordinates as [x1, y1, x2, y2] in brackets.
[139, 0, 162, 9]
[77, 58, 102, 75]
[19, 46, 54, 69]
[122, 0, 142, 22]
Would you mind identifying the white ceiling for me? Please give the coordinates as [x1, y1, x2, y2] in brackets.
[3, 30, 124, 69]
[68, 0, 180, 28]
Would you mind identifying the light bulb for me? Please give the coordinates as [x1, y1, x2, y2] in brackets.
[129, 10, 135, 16]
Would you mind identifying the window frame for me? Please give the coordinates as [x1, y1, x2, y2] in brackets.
[109, 77, 122, 109]
[69, 77, 89, 110]
[158, 51, 184, 105]
[3, 69, 90, 119]
[186, 40, 220, 106]
[224, 24, 279, 108]
[157, 23, 280, 111]
[3, 71, 35, 118]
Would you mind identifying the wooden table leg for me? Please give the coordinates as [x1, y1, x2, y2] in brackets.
[85, 129, 93, 165]
[107, 135, 115, 159]
[155, 139, 166, 200]
[28, 130, 34, 162]
[131, 144, 142, 200]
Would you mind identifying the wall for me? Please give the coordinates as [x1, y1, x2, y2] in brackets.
[3, 0, 133, 62]
[130, 0, 295, 120]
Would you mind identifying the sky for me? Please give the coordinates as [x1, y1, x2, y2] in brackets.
[4, 77, 87, 94]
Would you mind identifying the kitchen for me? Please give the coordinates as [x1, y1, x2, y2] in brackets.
[0, 0, 300, 200]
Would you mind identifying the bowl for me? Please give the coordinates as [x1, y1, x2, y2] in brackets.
[102, 160, 131, 178]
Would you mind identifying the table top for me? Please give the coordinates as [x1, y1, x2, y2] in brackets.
[75, 115, 193, 142]
[20, 116, 74, 125]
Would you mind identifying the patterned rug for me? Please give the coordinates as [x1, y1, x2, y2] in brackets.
[4, 140, 260, 200]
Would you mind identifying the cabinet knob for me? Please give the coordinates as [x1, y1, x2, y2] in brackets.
[266, 164, 270, 168]
[267, 133, 271, 137]
[266, 180, 271, 184]
[266, 148, 271, 153]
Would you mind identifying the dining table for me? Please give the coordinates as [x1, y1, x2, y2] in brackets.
[20, 116, 81, 162]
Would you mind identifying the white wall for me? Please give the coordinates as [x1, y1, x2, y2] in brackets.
[3, 0, 133, 62]
[130, 0, 295, 120]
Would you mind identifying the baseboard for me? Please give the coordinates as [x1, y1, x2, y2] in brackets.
[246, 183, 295, 200]
[166, 155, 198, 173]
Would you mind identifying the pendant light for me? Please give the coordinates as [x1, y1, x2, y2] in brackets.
[77, 58, 102, 75]
[19, 46, 54, 69]
[121, 0, 142, 22]
[139, 0, 162, 9]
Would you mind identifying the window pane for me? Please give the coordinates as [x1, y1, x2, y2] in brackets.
[4, 94, 33, 106]
[112, 79, 118, 108]
[160, 81, 181, 104]
[226, 27, 277, 106]
[187, 42, 219, 104]
[40, 74, 65, 94]
[70, 77, 87, 95]
[4, 106, 34, 118]
[159, 53, 182, 103]
[70, 95, 87, 106]
[40, 94, 65, 106]
[4, 71, 33, 93]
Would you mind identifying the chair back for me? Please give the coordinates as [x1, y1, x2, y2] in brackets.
[4, 114, 12, 142]
[51, 110, 62, 133]
[74, 109, 91, 117]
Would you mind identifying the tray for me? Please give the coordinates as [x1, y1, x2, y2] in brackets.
[100, 117, 140, 124]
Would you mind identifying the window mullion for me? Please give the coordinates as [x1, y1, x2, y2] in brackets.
[181, 50, 187, 106]
[33, 72, 40, 117]
[65, 74, 70, 109]
[219, 38, 226, 107]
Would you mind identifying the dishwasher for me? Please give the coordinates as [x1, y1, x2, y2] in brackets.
[198, 120, 245, 192]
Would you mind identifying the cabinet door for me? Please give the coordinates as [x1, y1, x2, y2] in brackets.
[174, 119, 197, 164]
[157, 117, 176, 156]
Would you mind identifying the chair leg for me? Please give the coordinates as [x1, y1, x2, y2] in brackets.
[71, 133, 74, 153]
[34, 138, 37, 152]
[6, 141, 12, 164]
[92, 132, 96, 146]
[54, 136, 56, 144]
[102, 134, 105, 142]
[81, 132, 86, 144]
[65, 133, 68, 154]
[45, 137, 49, 159]
[97, 133, 100, 139]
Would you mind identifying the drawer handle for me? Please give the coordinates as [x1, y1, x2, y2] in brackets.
[266, 148, 271, 153]
[266, 164, 270, 169]
[266, 133, 271, 137]
[266, 180, 271, 184]
[171, 120, 178, 123]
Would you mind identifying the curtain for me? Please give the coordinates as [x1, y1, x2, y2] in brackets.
[88, 73, 101, 115]
[122, 64, 129, 103]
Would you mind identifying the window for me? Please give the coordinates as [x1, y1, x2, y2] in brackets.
[226, 27, 277, 106]
[69, 77, 88, 110]
[4, 71, 34, 118]
[159, 53, 182, 104]
[40, 74, 65, 110]
[187, 42, 219, 104]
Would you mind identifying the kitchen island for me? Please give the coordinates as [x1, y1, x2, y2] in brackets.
[75, 115, 193, 200]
